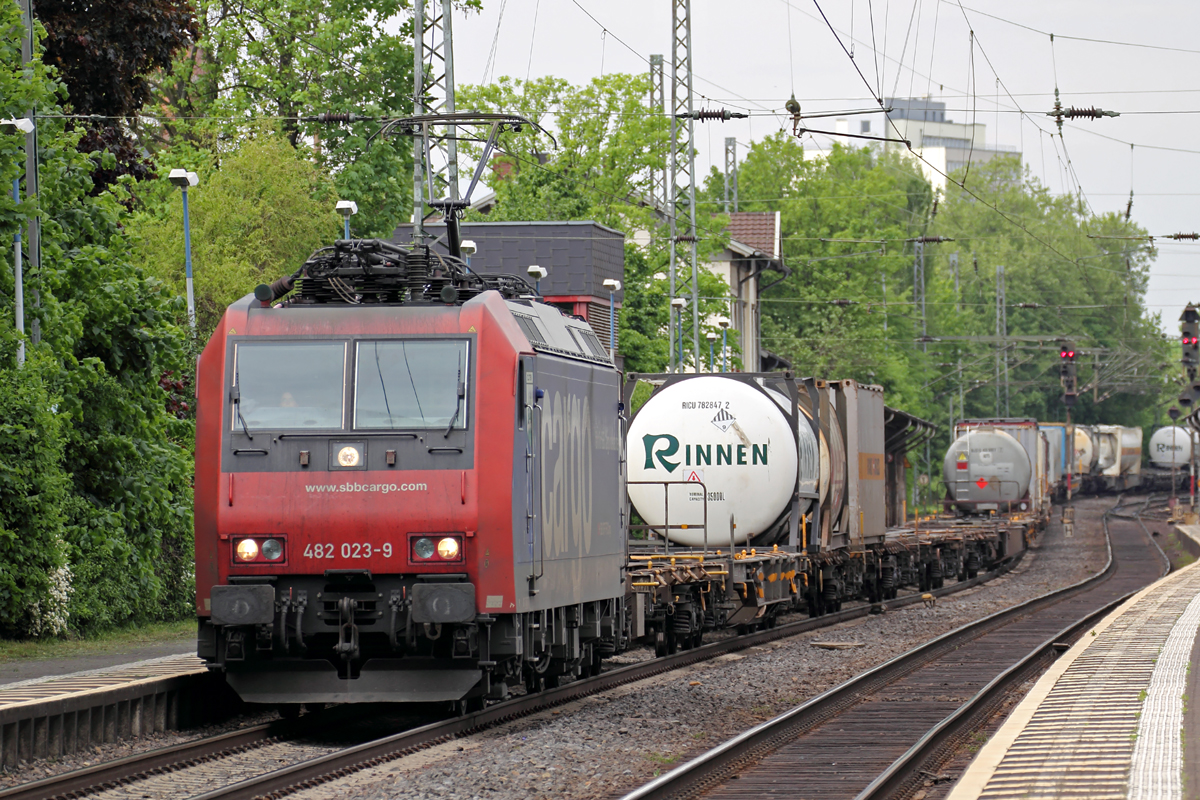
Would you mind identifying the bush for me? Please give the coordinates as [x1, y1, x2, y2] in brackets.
[0, 358, 71, 637]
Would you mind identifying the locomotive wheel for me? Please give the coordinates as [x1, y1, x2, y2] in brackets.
[690, 630, 704, 649]
[654, 631, 669, 658]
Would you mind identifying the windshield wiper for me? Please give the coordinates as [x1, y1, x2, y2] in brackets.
[230, 383, 253, 441]
[444, 355, 465, 439]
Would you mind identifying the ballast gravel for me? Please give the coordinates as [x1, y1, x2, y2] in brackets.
[286, 500, 1109, 800]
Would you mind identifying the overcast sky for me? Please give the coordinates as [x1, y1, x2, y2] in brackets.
[444, 0, 1200, 334]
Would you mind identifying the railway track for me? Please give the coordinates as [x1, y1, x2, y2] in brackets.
[0, 557, 1020, 800]
[618, 497, 1167, 800]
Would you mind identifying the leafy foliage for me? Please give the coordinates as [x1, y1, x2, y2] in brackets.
[700, 133, 1166, 508]
[458, 74, 730, 373]
[126, 131, 339, 337]
[38, 0, 197, 188]
[458, 74, 667, 237]
[147, 0, 457, 237]
[0, 1, 194, 636]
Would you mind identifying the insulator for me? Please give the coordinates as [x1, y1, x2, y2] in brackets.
[1168, 233, 1200, 241]
[683, 108, 748, 122]
[310, 112, 369, 124]
[1062, 106, 1119, 120]
[831, 299, 856, 306]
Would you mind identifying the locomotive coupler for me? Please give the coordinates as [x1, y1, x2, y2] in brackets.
[334, 596, 360, 662]
[388, 590, 407, 650]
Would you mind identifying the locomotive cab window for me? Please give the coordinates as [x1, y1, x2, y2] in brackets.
[354, 340, 470, 431]
[232, 342, 346, 430]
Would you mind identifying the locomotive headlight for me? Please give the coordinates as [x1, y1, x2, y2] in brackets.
[437, 537, 460, 560]
[261, 538, 284, 561]
[413, 537, 435, 560]
[235, 538, 259, 561]
[337, 446, 361, 467]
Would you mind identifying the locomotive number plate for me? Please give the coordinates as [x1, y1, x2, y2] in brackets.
[303, 543, 393, 559]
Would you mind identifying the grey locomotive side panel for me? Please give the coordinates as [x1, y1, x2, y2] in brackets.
[516, 355, 623, 613]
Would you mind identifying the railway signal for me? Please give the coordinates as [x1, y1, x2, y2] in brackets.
[1181, 305, 1199, 378]
[1059, 342, 1078, 406]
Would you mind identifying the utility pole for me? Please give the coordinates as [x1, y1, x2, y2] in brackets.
[668, 0, 699, 371]
[914, 240, 926, 350]
[950, 252, 960, 312]
[20, 0, 40, 346]
[723, 137, 738, 213]
[995, 265, 1007, 416]
[411, 0, 459, 243]
[649, 55, 666, 213]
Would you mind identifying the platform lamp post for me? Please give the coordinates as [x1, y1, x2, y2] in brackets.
[716, 316, 730, 372]
[706, 331, 717, 372]
[168, 169, 199, 331]
[3, 117, 34, 366]
[670, 298, 688, 371]
[527, 265, 547, 295]
[602, 279, 622, 357]
[335, 200, 357, 240]
[460, 240, 477, 267]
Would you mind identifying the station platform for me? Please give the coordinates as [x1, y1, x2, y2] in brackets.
[947, 526, 1200, 800]
[0, 653, 232, 768]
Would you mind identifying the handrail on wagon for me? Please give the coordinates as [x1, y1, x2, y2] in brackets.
[628, 479, 712, 556]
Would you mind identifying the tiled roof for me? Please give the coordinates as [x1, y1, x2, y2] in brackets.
[727, 212, 778, 259]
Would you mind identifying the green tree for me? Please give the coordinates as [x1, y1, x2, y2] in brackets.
[458, 74, 730, 373]
[127, 131, 339, 336]
[1, 1, 195, 636]
[458, 74, 668, 238]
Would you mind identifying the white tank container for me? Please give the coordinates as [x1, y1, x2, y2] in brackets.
[627, 377, 804, 547]
[1150, 426, 1194, 469]
[943, 427, 1033, 509]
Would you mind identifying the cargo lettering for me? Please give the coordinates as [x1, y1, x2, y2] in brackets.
[644, 434, 768, 470]
[643, 434, 681, 473]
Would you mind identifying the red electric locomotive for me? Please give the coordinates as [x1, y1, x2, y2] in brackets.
[194, 238, 629, 708]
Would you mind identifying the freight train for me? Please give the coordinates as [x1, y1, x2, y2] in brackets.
[942, 416, 1162, 515]
[194, 237, 1033, 710]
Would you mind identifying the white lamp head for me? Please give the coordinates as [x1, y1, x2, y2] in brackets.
[527, 265, 548, 280]
[168, 168, 199, 188]
[0, 117, 34, 134]
[706, 331, 718, 341]
[716, 316, 731, 329]
[602, 279, 622, 292]
[460, 239, 477, 256]
[670, 298, 688, 309]
[335, 200, 358, 217]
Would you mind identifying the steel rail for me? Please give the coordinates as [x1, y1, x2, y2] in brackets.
[190, 563, 1017, 800]
[0, 713, 336, 800]
[853, 504, 1168, 800]
[2, 554, 1022, 800]
[617, 505, 1123, 800]
[10, 557, 1012, 800]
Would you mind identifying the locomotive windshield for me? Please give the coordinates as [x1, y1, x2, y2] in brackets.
[233, 342, 346, 429]
[354, 340, 469, 431]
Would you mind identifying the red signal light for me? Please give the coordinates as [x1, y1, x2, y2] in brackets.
[1067, 350, 1075, 358]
